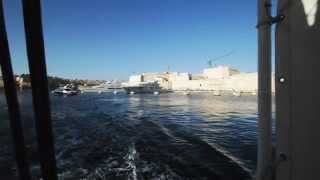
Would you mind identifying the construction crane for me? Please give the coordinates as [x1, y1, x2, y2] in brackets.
[207, 50, 236, 68]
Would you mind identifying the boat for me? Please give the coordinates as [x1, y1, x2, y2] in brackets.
[213, 90, 221, 96]
[104, 81, 123, 90]
[52, 84, 81, 96]
[183, 91, 191, 96]
[122, 81, 170, 94]
[107, 84, 123, 90]
[232, 89, 241, 97]
[232, 90, 241, 97]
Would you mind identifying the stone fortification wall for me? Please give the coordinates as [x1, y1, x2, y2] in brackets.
[203, 66, 240, 79]
[126, 66, 275, 94]
[171, 72, 275, 93]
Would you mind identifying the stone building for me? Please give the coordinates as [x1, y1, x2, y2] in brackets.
[125, 65, 275, 95]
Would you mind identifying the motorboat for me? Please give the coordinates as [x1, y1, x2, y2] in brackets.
[122, 81, 170, 94]
[52, 84, 81, 96]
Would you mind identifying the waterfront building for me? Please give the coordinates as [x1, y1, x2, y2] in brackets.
[125, 65, 275, 95]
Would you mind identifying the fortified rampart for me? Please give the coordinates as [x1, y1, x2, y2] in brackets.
[126, 65, 275, 95]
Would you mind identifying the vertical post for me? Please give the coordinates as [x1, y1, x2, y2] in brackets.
[276, 0, 320, 179]
[257, 0, 273, 180]
[21, 0, 57, 179]
[0, 1, 31, 179]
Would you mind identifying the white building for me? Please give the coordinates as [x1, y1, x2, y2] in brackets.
[129, 75, 144, 83]
[125, 65, 275, 94]
[203, 65, 240, 79]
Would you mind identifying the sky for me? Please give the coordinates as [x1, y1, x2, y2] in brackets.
[3, 0, 262, 80]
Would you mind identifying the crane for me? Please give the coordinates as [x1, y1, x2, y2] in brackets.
[207, 50, 236, 68]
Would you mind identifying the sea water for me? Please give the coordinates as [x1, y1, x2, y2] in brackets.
[0, 90, 263, 179]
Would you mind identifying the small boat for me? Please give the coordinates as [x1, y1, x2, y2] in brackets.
[251, 91, 257, 96]
[183, 91, 191, 96]
[105, 82, 123, 90]
[123, 81, 170, 94]
[213, 90, 221, 96]
[52, 84, 80, 96]
[232, 90, 241, 97]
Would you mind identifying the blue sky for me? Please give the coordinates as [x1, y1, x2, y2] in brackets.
[3, 0, 260, 80]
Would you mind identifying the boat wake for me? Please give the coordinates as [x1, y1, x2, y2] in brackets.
[0, 93, 256, 179]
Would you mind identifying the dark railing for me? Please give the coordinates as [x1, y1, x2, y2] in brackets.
[0, 0, 57, 179]
[22, 0, 58, 179]
[0, 1, 32, 179]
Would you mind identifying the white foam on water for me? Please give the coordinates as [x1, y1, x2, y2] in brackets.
[137, 110, 144, 118]
[126, 144, 137, 180]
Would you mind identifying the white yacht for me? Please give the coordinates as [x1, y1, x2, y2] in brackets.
[52, 84, 81, 96]
[122, 81, 170, 94]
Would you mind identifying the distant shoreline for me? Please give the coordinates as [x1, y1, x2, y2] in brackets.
[0, 74, 106, 90]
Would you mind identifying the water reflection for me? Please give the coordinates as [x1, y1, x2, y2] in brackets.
[126, 93, 259, 172]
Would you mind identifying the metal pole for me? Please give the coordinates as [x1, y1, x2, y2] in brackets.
[257, 0, 273, 180]
[21, 0, 57, 179]
[0, 1, 31, 179]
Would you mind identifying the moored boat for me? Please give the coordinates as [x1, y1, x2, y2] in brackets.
[122, 81, 170, 94]
[52, 84, 81, 96]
